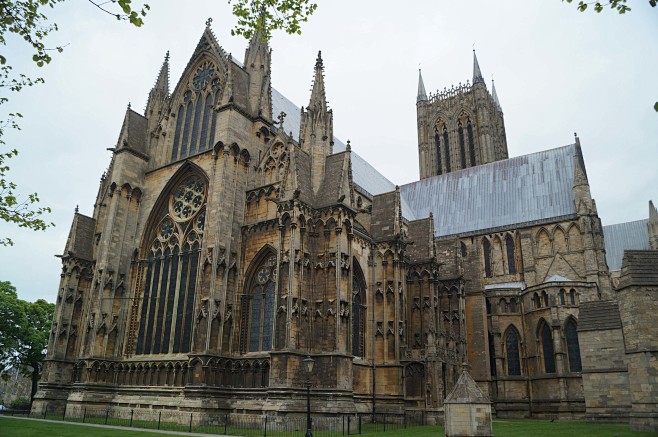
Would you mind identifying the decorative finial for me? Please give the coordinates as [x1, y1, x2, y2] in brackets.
[277, 111, 287, 128]
[346, 139, 351, 151]
[315, 50, 323, 69]
[75, 205, 79, 213]
[165, 50, 170, 62]
[127, 102, 131, 110]
[205, 17, 213, 27]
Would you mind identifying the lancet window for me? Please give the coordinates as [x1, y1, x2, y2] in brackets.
[171, 61, 220, 161]
[565, 319, 582, 372]
[458, 121, 466, 168]
[136, 174, 207, 355]
[434, 128, 442, 175]
[483, 238, 492, 277]
[505, 326, 522, 376]
[240, 254, 277, 354]
[443, 127, 451, 173]
[467, 119, 476, 166]
[352, 264, 367, 358]
[506, 235, 516, 274]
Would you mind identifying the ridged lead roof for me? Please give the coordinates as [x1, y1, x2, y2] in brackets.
[400, 145, 578, 238]
[602, 219, 649, 271]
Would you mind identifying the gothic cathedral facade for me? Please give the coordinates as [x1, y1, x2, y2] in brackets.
[34, 24, 658, 428]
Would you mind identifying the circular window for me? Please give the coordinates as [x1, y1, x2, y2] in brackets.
[171, 175, 206, 222]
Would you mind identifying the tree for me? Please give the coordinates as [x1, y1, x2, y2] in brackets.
[229, 0, 318, 40]
[0, 281, 54, 404]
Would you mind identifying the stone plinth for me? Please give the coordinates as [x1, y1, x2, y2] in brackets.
[444, 365, 493, 437]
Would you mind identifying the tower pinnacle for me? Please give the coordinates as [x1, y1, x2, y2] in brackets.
[308, 50, 327, 112]
[153, 51, 170, 95]
[417, 69, 428, 103]
[492, 78, 502, 111]
[472, 50, 484, 85]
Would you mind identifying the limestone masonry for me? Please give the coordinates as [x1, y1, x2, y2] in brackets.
[33, 23, 658, 432]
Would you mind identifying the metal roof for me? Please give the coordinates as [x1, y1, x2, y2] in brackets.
[400, 144, 578, 238]
[602, 219, 649, 271]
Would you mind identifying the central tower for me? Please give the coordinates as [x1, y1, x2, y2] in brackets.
[416, 52, 508, 179]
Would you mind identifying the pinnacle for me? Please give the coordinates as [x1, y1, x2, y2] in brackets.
[315, 50, 323, 70]
[417, 69, 428, 103]
[472, 49, 484, 85]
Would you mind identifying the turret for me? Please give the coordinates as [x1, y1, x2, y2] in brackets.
[417, 69, 428, 103]
[299, 51, 333, 194]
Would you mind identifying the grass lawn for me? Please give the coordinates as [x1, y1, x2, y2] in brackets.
[2, 417, 658, 437]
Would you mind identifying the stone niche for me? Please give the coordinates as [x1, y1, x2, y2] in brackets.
[444, 365, 493, 437]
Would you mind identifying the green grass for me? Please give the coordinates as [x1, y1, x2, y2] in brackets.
[0, 417, 178, 437]
[2, 417, 658, 437]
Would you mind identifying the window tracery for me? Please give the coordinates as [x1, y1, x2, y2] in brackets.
[565, 319, 582, 372]
[171, 61, 220, 162]
[136, 174, 207, 355]
[505, 326, 521, 376]
[240, 254, 277, 354]
[352, 262, 366, 358]
[539, 321, 555, 373]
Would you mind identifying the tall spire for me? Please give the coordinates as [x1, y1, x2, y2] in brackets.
[417, 69, 428, 103]
[308, 50, 327, 112]
[154, 51, 170, 95]
[472, 49, 484, 85]
[492, 78, 502, 111]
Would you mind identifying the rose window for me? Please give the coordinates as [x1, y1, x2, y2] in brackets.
[171, 176, 206, 222]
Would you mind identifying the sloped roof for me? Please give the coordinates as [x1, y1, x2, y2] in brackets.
[619, 250, 658, 288]
[400, 144, 578, 238]
[445, 367, 490, 404]
[578, 300, 622, 332]
[602, 219, 649, 271]
[271, 88, 416, 219]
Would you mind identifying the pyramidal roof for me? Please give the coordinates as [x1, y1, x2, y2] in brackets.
[445, 366, 490, 404]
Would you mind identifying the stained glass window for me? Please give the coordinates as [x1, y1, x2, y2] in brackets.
[565, 319, 582, 372]
[559, 289, 565, 305]
[540, 322, 556, 373]
[180, 101, 193, 158]
[135, 174, 206, 356]
[352, 272, 366, 357]
[189, 96, 204, 156]
[199, 93, 212, 152]
[171, 105, 184, 161]
[488, 332, 497, 376]
[506, 327, 521, 376]
[569, 289, 576, 305]
[241, 254, 277, 353]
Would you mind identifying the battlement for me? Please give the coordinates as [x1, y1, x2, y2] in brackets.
[428, 81, 473, 103]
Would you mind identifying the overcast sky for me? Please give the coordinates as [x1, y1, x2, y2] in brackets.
[1, 0, 656, 302]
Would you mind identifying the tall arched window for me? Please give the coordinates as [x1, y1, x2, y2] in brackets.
[199, 93, 212, 152]
[467, 119, 476, 166]
[352, 262, 366, 357]
[189, 95, 204, 156]
[136, 173, 206, 355]
[171, 105, 184, 160]
[458, 121, 466, 168]
[180, 98, 194, 158]
[443, 127, 451, 173]
[488, 332, 497, 377]
[505, 327, 521, 376]
[240, 253, 277, 354]
[569, 289, 576, 305]
[565, 319, 582, 372]
[559, 289, 566, 305]
[434, 129, 442, 175]
[483, 238, 492, 277]
[506, 235, 516, 274]
[539, 321, 556, 373]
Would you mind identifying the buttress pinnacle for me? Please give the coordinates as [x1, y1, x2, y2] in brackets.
[472, 50, 484, 85]
[417, 69, 428, 103]
[308, 50, 327, 111]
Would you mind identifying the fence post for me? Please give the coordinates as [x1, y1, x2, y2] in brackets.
[264, 415, 268, 437]
[342, 415, 345, 435]
[158, 411, 162, 430]
[43, 404, 47, 419]
[358, 414, 362, 434]
[105, 409, 109, 425]
[224, 414, 228, 435]
[63, 404, 67, 421]
[189, 412, 193, 432]
[82, 407, 86, 423]
[422, 410, 425, 426]
[403, 411, 406, 429]
[347, 415, 351, 435]
[130, 409, 134, 427]
[383, 413, 386, 432]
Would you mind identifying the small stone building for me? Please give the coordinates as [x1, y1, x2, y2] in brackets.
[444, 366, 493, 437]
[33, 22, 658, 429]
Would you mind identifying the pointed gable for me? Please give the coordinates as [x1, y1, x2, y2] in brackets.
[63, 212, 96, 261]
[116, 108, 148, 156]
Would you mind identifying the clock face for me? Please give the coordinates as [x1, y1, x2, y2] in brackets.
[193, 63, 215, 90]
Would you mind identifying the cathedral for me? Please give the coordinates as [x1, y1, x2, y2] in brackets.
[33, 22, 658, 432]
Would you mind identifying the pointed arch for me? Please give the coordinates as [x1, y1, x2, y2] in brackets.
[239, 246, 277, 354]
[506, 234, 516, 274]
[553, 226, 568, 254]
[537, 229, 551, 257]
[171, 105, 185, 160]
[565, 317, 582, 372]
[134, 164, 208, 356]
[567, 223, 583, 252]
[352, 259, 367, 358]
[537, 319, 555, 373]
[482, 237, 492, 277]
[443, 125, 451, 173]
[433, 126, 442, 175]
[467, 117, 476, 166]
[504, 325, 522, 376]
[458, 120, 466, 168]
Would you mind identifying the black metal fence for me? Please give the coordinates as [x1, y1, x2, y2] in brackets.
[0, 407, 430, 436]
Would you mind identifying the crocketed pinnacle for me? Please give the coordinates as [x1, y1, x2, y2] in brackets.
[417, 69, 428, 103]
[308, 50, 327, 112]
[153, 51, 170, 95]
[472, 49, 484, 85]
[492, 78, 502, 111]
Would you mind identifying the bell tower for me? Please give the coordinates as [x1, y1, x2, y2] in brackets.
[416, 51, 508, 179]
